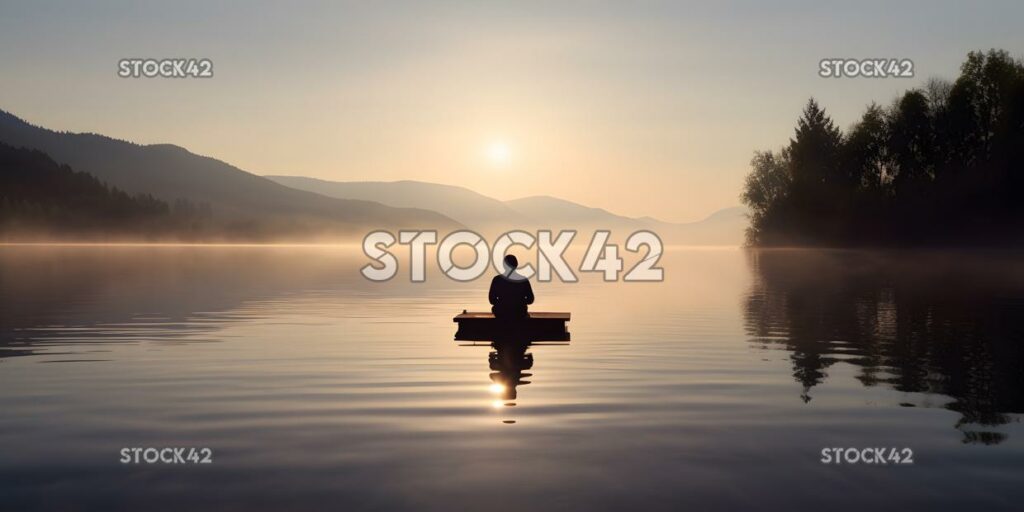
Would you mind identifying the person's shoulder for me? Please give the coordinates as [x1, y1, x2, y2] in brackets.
[490, 274, 504, 283]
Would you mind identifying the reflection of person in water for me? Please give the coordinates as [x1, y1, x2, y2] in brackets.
[489, 255, 534, 318]
[490, 340, 533, 401]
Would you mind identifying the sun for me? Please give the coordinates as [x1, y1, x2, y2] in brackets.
[485, 140, 512, 167]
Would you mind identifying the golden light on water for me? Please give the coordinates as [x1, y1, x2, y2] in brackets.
[488, 383, 505, 394]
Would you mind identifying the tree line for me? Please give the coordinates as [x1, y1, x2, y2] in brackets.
[0, 142, 211, 238]
[743, 49, 1024, 246]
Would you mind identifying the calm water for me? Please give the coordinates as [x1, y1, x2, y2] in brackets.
[1, 246, 1022, 510]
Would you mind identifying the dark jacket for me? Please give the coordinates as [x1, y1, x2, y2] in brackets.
[488, 274, 534, 318]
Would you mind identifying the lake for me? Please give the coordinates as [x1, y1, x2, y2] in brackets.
[1, 245, 1022, 510]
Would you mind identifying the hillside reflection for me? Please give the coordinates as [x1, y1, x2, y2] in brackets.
[744, 249, 1024, 443]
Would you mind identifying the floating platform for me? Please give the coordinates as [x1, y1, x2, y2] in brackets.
[453, 311, 571, 342]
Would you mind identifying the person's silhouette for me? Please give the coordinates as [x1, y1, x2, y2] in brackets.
[489, 255, 534, 318]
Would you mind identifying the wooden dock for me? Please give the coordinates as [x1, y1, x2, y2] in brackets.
[453, 311, 571, 342]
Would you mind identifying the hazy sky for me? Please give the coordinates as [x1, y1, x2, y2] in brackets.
[1, 1, 1021, 222]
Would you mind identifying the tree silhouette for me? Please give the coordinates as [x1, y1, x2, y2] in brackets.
[743, 49, 1024, 247]
[0, 142, 209, 239]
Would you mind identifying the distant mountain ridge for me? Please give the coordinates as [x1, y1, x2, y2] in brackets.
[263, 176, 535, 228]
[0, 110, 461, 238]
[503, 195, 627, 225]
[268, 176, 747, 245]
[0, 142, 174, 239]
[0, 108, 744, 243]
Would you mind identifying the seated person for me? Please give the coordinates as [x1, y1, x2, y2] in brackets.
[489, 255, 534, 318]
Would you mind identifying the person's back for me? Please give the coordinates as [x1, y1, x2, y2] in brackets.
[489, 255, 534, 318]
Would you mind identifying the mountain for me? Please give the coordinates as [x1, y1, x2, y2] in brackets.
[265, 176, 534, 228]
[0, 110, 460, 239]
[504, 195, 632, 227]
[696, 205, 747, 223]
[668, 206, 748, 245]
[0, 108, 743, 243]
[0, 142, 172, 238]
[506, 196, 747, 245]
[267, 175, 747, 245]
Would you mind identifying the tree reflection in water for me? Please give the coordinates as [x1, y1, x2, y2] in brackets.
[744, 249, 1024, 444]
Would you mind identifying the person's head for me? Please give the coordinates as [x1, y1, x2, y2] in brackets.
[503, 254, 518, 275]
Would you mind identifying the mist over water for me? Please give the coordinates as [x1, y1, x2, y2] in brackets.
[1, 246, 1022, 510]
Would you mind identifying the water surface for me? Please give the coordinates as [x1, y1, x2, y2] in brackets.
[1, 246, 1022, 510]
